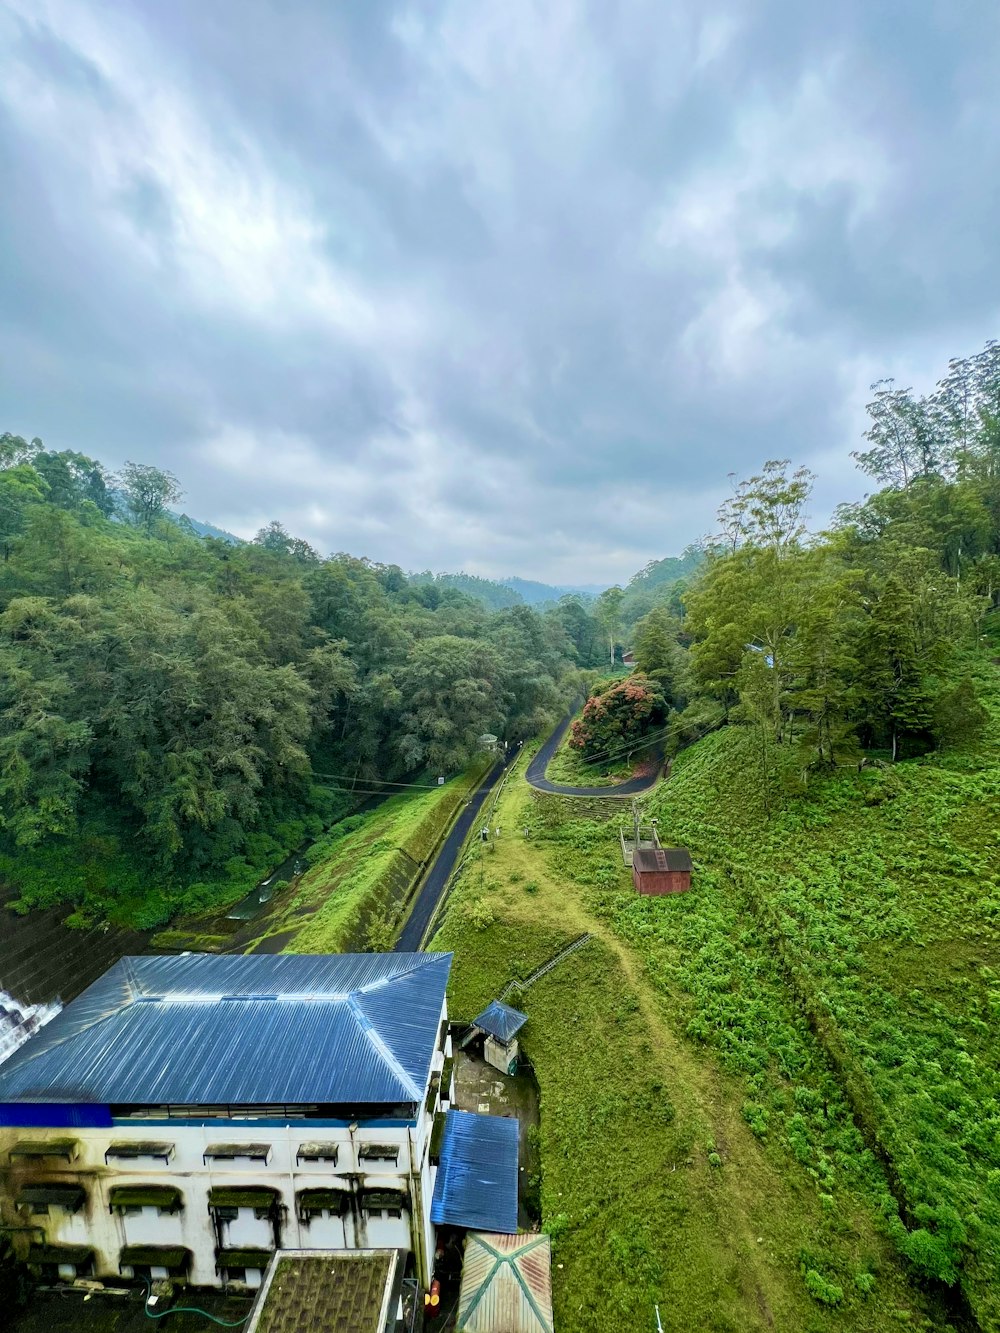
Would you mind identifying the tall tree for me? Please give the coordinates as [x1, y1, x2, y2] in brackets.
[595, 585, 624, 669]
[116, 461, 183, 532]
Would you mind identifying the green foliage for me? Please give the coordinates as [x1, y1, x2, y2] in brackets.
[641, 659, 1000, 1324]
[0, 439, 575, 923]
[464, 896, 497, 930]
[802, 1268, 844, 1306]
[432, 750, 934, 1331]
[569, 674, 667, 760]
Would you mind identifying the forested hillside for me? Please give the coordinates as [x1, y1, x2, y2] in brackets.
[618, 338, 1000, 1325]
[432, 339, 1000, 1330]
[0, 433, 600, 924]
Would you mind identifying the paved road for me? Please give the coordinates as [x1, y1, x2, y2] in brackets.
[394, 757, 507, 951]
[525, 714, 663, 797]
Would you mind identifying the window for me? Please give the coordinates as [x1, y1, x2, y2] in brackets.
[19, 1185, 87, 1215]
[105, 1142, 174, 1165]
[203, 1143, 270, 1165]
[109, 1185, 182, 1215]
[386, 1207, 402, 1219]
[213, 1207, 238, 1223]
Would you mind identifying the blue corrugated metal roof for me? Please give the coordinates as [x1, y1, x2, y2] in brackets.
[0, 953, 451, 1109]
[430, 1110, 518, 1233]
[473, 1000, 527, 1043]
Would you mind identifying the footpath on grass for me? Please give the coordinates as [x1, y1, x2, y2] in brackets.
[525, 712, 664, 797]
[428, 743, 948, 1333]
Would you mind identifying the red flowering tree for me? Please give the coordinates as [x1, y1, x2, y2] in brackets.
[568, 674, 667, 761]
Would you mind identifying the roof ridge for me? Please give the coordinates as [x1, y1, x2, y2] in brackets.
[354, 951, 452, 996]
[346, 993, 421, 1101]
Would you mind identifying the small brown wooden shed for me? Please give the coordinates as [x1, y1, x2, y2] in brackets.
[632, 847, 692, 896]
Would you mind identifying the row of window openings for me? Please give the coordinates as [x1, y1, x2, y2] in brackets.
[14, 1143, 408, 1168]
[101, 1147, 400, 1165]
[29, 1201, 405, 1219]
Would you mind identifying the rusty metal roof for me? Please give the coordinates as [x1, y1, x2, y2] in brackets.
[632, 846, 692, 873]
[457, 1233, 554, 1333]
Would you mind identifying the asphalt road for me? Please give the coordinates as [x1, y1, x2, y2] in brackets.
[394, 757, 507, 952]
[525, 714, 663, 797]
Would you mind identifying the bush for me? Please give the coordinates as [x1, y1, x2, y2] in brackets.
[802, 1269, 843, 1306]
[742, 1101, 770, 1139]
[465, 897, 496, 931]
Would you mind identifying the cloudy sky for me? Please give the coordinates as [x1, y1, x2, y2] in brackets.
[2, 1, 999, 583]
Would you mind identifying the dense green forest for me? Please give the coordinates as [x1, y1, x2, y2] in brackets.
[0, 433, 642, 924]
[582, 341, 1000, 775]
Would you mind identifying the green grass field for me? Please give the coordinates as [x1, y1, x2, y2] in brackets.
[430, 745, 954, 1332]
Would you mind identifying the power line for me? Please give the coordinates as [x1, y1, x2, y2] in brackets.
[311, 771, 445, 791]
[569, 721, 675, 768]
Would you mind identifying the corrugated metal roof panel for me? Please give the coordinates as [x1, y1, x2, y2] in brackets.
[633, 846, 692, 873]
[0, 953, 451, 1109]
[473, 1001, 527, 1043]
[457, 1233, 554, 1333]
[430, 1110, 518, 1234]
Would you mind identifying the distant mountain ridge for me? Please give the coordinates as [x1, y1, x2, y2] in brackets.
[175, 513, 243, 544]
[500, 576, 606, 604]
[169, 512, 695, 610]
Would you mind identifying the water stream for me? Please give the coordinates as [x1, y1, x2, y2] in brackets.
[0, 990, 61, 1065]
[226, 847, 307, 920]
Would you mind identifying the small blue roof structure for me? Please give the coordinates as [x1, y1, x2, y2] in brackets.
[473, 1001, 527, 1044]
[0, 953, 451, 1111]
[431, 1110, 519, 1234]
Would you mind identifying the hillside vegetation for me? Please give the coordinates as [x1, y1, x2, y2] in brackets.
[433, 750, 950, 1332]
[434, 339, 1000, 1329]
[640, 653, 1000, 1326]
[0, 433, 607, 923]
[245, 760, 488, 954]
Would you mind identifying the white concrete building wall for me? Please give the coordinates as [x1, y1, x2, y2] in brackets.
[1, 1120, 432, 1287]
[296, 1209, 346, 1248]
[0, 992, 452, 1286]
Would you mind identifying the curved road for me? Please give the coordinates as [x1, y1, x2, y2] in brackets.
[393, 711, 663, 951]
[525, 714, 664, 797]
[394, 756, 507, 951]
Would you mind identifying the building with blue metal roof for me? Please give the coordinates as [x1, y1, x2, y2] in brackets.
[472, 1000, 528, 1044]
[0, 952, 452, 1113]
[0, 953, 454, 1291]
[430, 1110, 519, 1234]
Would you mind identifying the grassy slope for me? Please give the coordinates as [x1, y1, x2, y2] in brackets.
[543, 726, 636, 786]
[639, 656, 1000, 1329]
[252, 763, 488, 952]
[431, 745, 944, 1333]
